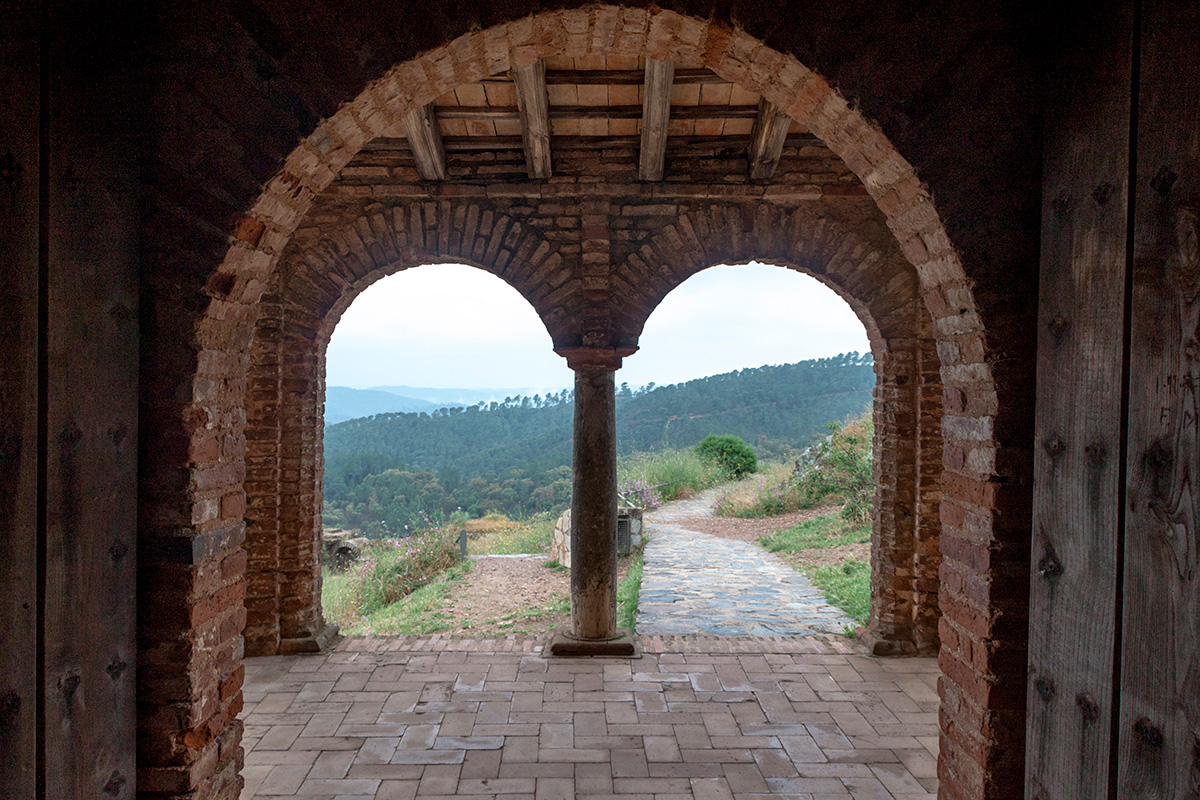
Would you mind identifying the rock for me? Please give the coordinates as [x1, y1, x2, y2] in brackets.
[550, 509, 571, 568]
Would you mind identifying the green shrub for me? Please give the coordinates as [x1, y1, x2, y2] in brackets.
[694, 434, 757, 479]
[322, 523, 459, 628]
[793, 411, 874, 524]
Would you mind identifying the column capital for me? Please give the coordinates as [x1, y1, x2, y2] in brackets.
[554, 346, 638, 371]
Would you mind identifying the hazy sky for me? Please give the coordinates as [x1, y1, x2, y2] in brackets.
[325, 262, 871, 390]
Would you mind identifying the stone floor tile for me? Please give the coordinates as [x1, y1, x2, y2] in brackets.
[689, 776, 736, 800]
[308, 751, 355, 780]
[295, 778, 381, 795]
[257, 725, 306, 751]
[457, 778, 535, 794]
[869, 764, 927, 795]
[460, 750, 503, 780]
[376, 781, 420, 800]
[533, 777, 575, 800]
[418, 764, 462, 795]
[722, 763, 769, 793]
[498, 763, 574, 779]
[257, 763, 311, 795]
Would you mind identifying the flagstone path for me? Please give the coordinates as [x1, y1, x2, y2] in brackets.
[637, 489, 858, 637]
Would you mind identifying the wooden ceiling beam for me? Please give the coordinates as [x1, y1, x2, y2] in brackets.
[435, 105, 759, 121]
[511, 59, 553, 179]
[361, 133, 824, 153]
[400, 103, 446, 181]
[479, 68, 724, 85]
[747, 98, 793, 180]
[639, 59, 675, 181]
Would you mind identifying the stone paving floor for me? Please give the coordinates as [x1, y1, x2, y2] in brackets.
[240, 635, 939, 799]
[637, 491, 856, 637]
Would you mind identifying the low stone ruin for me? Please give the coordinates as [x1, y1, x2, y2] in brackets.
[549, 507, 643, 569]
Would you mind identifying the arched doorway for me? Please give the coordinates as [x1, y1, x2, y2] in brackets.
[626, 235, 942, 655]
[154, 9, 1016, 799]
[243, 223, 566, 655]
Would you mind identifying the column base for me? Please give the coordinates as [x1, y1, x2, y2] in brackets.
[548, 627, 638, 657]
[278, 622, 339, 654]
[854, 626, 920, 657]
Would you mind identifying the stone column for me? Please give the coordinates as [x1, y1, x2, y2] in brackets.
[549, 347, 636, 656]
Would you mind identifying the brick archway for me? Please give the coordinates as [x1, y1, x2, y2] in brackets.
[242, 204, 566, 655]
[615, 203, 943, 655]
[156, 7, 1016, 800]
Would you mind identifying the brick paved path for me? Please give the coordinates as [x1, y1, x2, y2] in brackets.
[637, 490, 856, 637]
[240, 634, 938, 799]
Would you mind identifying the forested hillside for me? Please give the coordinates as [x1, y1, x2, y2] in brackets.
[323, 352, 874, 534]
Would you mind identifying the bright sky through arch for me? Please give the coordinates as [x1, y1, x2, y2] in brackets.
[325, 262, 870, 390]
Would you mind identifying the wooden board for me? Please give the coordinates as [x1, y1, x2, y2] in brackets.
[41, 25, 139, 800]
[0, 16, 41, 800]
[638, 59, 675, 182]
[1026, 2, 1134, 797]
[512, 59, 552, 179]
[1118, 1, 1200, 794]
[402, 104, 446, 181]
[747, 98, 792, 181]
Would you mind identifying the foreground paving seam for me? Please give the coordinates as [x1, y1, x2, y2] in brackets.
[637, 490, 856, 636]
[240, 636, 938, 799]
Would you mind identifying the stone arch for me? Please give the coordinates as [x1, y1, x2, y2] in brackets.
[243, 203, 566, 654]
[615, 204, 943, 653]
[166, 7, 1011, 800]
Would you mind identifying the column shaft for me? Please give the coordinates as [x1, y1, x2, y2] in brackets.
[570, 367, 618, 639]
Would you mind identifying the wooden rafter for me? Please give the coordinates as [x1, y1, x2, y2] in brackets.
[511, 59, 553, 179]
[361, 133, 824, 152]
[638, 59, 675, 181]
[434, 105, 759, 121]
[479, 68, 723, 85]
[401, 103, 446, 181]
[747, 98, 793, 180]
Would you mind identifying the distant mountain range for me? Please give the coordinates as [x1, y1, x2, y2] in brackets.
[322, 353, 876, 531]
[325, 385, 569, 424]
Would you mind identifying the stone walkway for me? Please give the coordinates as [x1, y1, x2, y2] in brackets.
[240, 634, 939, 799]
[637, 490, 856, 637]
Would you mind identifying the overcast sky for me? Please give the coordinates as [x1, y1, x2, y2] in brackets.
[325, 262, 871, 390]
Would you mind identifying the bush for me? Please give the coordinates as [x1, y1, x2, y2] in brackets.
[617, 448, 725, 504]
[793, 411, 874, 524]
[694, 434, 758, 479]
[322, 522, 459, 627]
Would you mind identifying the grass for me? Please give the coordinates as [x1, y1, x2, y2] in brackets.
[757, 510, 870, 625]
[712, 461, 803, 518]
[349, 561, 473, 635]
[491, 594, 571, 634]
[321, 524, 460, 629]
[616, 550, 644, 630]
[760, 513, 869, 553]
[808, 560, 870, 624]
[618, 448, 727, 506]
[468, 512, 555, 555]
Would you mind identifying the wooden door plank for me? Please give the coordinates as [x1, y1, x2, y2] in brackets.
[512, 59, 552, 179]
[42, 26, 139, 800]
[0, 14, 41, 800]
[638, 59, 674, 182]
[1118, 1, 1200, 794]
[1026, 2, 1134, 797]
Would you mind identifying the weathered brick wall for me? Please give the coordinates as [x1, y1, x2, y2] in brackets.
[138, 5, 1043, 799]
